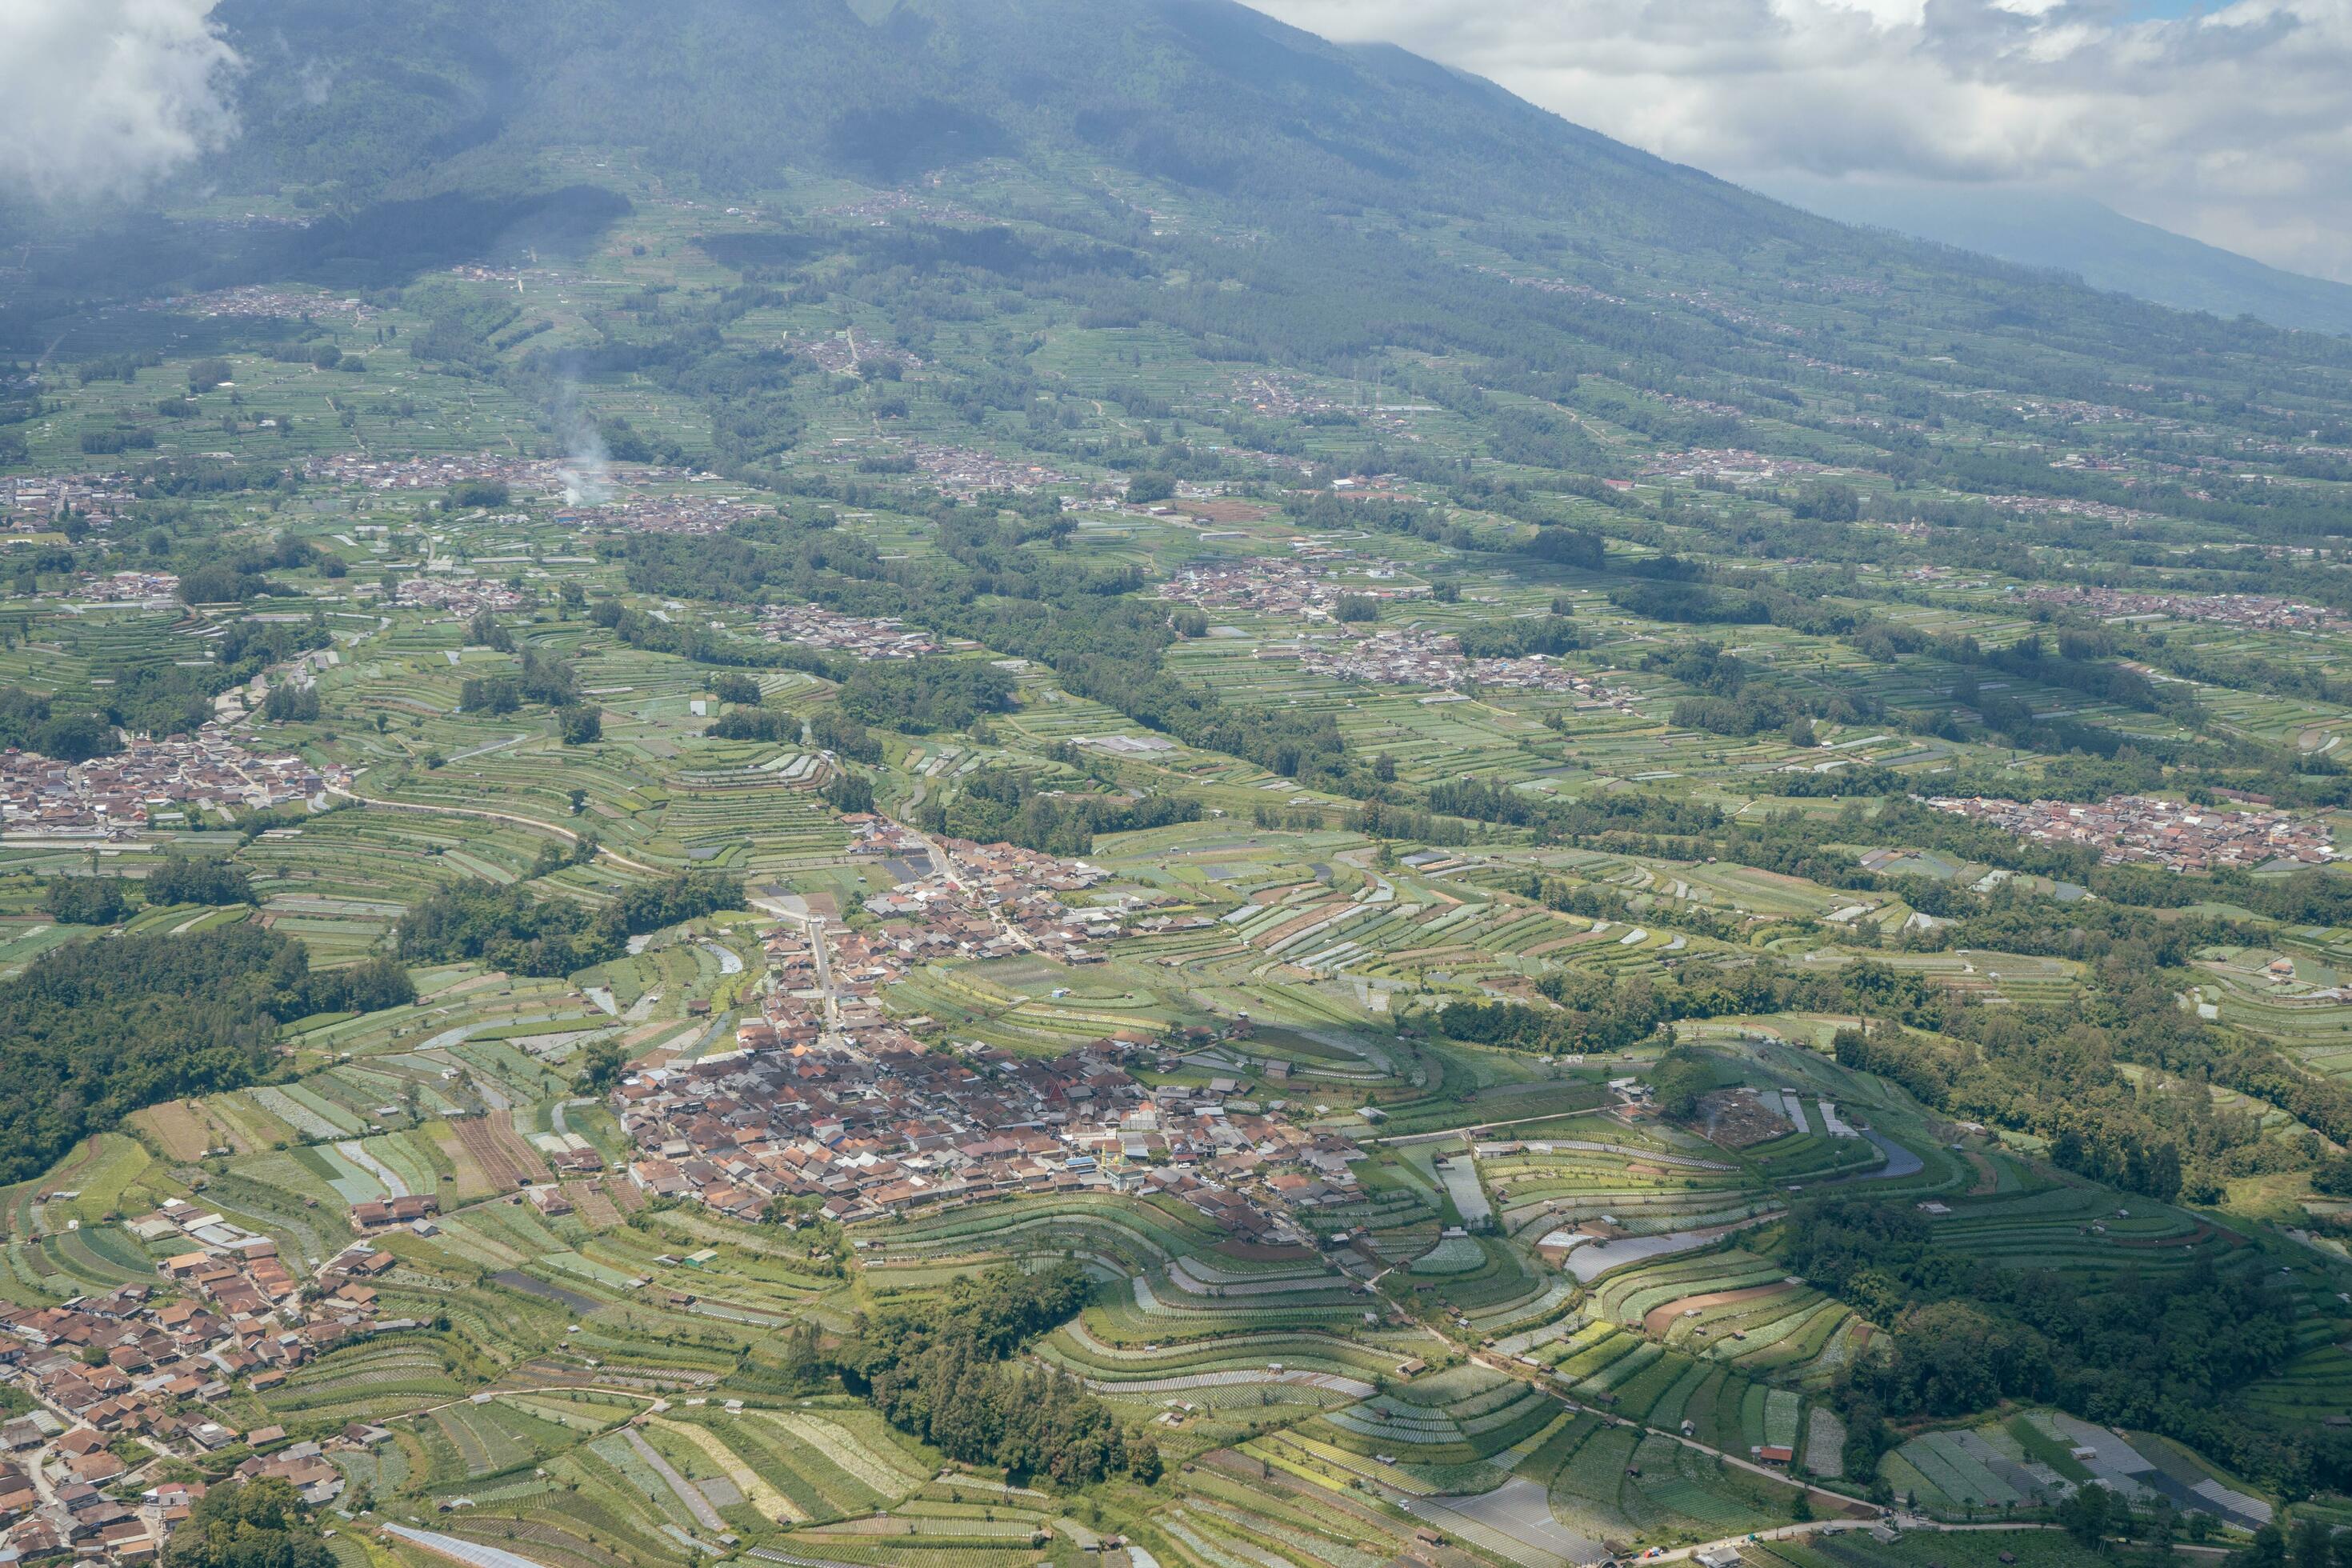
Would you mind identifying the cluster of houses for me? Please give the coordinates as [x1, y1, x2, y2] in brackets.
[302, 451, 555, 494]
[2020, 584, 2352, 636]
[618, 808, 1361, 1236]
[1923, 793, 2336, 871]
[816, 190, 985, 226]
[557, 490, 769, 536]
[141, 286, 374, 323]
[1226, 374, 1423, 434]
[787, 923, 904, 1035]
[850, 821, 1126, 964]
[1158, 550, 1633, 705]
[1267, 628, 1631, 702]
[0, 1204, 420, 1561]
[758, 604, 937, 659]
[616, 1029, 1362, 1240]
[0, 1427, 162, 1566]
[70, 573, 180, 606]
[0, 735, 346, 838]
[1470, 265, 1627, 307]
[815, 435, 1063, 499]
[391, 577, 526, 615]
[898, 442, 1066, 498]
[1984, 494, 2157, 527]
[793, 328, 924, 377]
[1663, 289, 1802, 338]
[726, 826, 1139, 1064]
[1634, 448, 1836, 484]
[301, 453, 766, 535]
[1, 475, 137, 534]
[618, 1039, 1124, 1223]
[1158, 553, 1424, 620]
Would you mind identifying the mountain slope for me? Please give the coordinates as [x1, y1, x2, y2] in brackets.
[1758, 176, 2352, 338]
[205, 0, 1816, 246]
[10, 0, 2349, 395]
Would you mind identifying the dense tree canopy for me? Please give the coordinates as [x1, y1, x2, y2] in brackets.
[45, 876, 130, 926]
[841, 1263, 1158, 1488]
[147, 857, 258, 907]
[0, 926, 414, 1184]
[1787, 1197, 2338, 1494]
[918, 767, 1199, 857]
[164, 1478, 335, 1568]
[398, 873, 742, 977]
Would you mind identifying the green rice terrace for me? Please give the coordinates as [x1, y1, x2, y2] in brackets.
[4, 574, 2348, 1567]
[14, 6, 2352, 1560]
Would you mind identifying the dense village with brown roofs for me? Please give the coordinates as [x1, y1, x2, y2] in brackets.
[1266, 627, 1636, 702]
[0, 738, 346, 839]
[1, 477, 138, 535]
[617, 816, 1354, 1242]
[757, 604, 938, 659]
[1923, 792, 2338, 871]
[390, 577, 526, 616]
[1157, 555, 1634, 701]
[0, 1200, 420, 1566]
[1156, 550, 1424, 619]
[68, 574, 180, 607]
[614, 1034, 1368, 1244]
[895, 442, 1066, 499]
[2020, 583, 2352, 635]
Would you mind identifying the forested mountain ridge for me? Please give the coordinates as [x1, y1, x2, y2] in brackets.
[6, 0, 2342, 401]
[1760, 176, 2352, 338]
[205, 0, 1807, 240]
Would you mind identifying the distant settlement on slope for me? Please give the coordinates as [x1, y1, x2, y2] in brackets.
[0, 738, 346, 838]
[1923, 793, 2335, 871]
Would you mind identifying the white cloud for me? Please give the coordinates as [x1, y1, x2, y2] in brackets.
[1254, 0, 2352, 282]
[0, 0, 239, 204]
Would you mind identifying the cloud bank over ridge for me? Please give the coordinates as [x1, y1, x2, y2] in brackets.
[0, 0, 240, 204]
[1258, 0, 2352, 283]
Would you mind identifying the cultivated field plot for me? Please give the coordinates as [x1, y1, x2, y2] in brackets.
[864, 1190, 1222, 1280]
[1878, 1420, 2071, 1514]
[14, 142, 2352, 1568]
[1135, 1446, 1434, 1568]
[1925, 1186, 2249, 1282]
[1738, 1530, 2121, 1567]
[1298, 1363, 1565, 1494]
[1521, 1411, 1809, 1555]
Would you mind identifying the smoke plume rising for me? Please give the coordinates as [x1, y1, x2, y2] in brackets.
[554, 385, 613, 509]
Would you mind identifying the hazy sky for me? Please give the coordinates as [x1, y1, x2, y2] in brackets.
[1255, 0, 2352, 283]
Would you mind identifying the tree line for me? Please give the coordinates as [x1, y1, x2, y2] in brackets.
[0, 925, 415, 1184]
[45, 855, 257, 926]
[1433, 930, 2342, 1206]
[396, 872, 742, 978]
[916, 767, 1199, 857]
[1787, 1196, 2339, 1498]
[832, 1262, 1160, 1488]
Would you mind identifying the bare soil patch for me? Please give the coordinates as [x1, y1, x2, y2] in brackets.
[1697, 1088, 1790, 1148]
[1646, 1282, 1793, 1338]
[452, 1114, 549, 1190]
[1182, 499, 1270, 523]
[135, 1100, 214, 1162]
